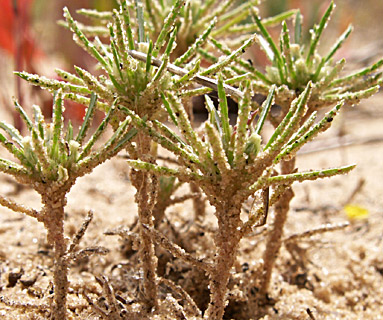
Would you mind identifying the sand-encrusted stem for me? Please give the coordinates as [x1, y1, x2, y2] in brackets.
[258, 102, 345, 295]
[130, 133, 159, 309]
[259, 158, 294, 297]
[203, 201, 243, 319]
[40, 187, 71, 320]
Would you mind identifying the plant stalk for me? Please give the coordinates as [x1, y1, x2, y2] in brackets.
[205, 202, 242, 320]
[130, 133, 159, 310]
[41, 191, 69, 320]
[259, 158, 295, 296]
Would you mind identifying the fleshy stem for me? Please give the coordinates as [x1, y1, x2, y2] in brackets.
[130, 134, 159, 310]
[259, 158, 294, 296]
[40, 186, 73, 320]
[203, 202, 243, 320]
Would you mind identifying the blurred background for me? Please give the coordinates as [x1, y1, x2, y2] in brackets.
[0, 0, 382, 127]
[0, 0, 118, 127]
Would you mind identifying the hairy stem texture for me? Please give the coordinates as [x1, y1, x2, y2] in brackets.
[41, 192, 69, 320]
[260, 158, 295, 295]
[130, 134, 159, 310]
[205, 202, 242, 320]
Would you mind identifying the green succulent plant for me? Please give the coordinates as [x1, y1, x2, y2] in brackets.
[202, 1, 383, 298]
[1, 0, 381, 319]
[15, 3, 272, 309]
[123, 79, 354, 319]
[70, 0, 266, 57]
[0, 92, 136, 319]
[208, 2, 381, 113]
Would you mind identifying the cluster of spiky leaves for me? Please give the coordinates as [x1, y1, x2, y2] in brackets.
[19, 0, 203, 122]
[30, 0, 300, 110]
[69, 0, 293, 57]
[18, 6, 159, 119]
[18, 0, 281, 115]
[126, 80, 354, 210]
[205, 1, 382, 111]
[0, 92, 136, 188]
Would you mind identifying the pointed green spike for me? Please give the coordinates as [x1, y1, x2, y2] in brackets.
[146, 40, 154, 77]
[51, 91, 64, 160]
[66, 121, 74, 142]
[0, 121, 23, 147]
[205, 95, 222, 136]
[13, 99, 33, 133]
[251, 9, 285, 83]
[306, 1, 334, 64]
[32, 105, 45, 140]
[161, 92, 178, 126]
[325, 24, 353, 63]
[120, 0, 135, 50]
[112, 127, 138, 153]
[267, 164, 355, 185]
[0, 132, 30, 168]
[174, 17, 217, 66]
[255, 85, 276, 135]
[135, 0, 145, 43]
[63, 7, 112, 72]
[152, 0, 183, 57]
[151, 27, 177, 83]
[294, 10, 302, 44]
[76, 92, 97, 144]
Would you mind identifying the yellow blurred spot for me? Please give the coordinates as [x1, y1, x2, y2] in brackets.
[344, 204, 369, 220]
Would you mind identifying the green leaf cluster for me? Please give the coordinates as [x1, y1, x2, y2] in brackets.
[206, 1, 381, 111]
[0, 92, 136, 187]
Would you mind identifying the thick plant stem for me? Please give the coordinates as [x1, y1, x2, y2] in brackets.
[41, 192, 69, 320]
[51, 220, 69, 320]
[259, 158, 295, 296]
[131, 134, 159, 310]
[137, 172, 159, 310]
[205, 202, 242, 320]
